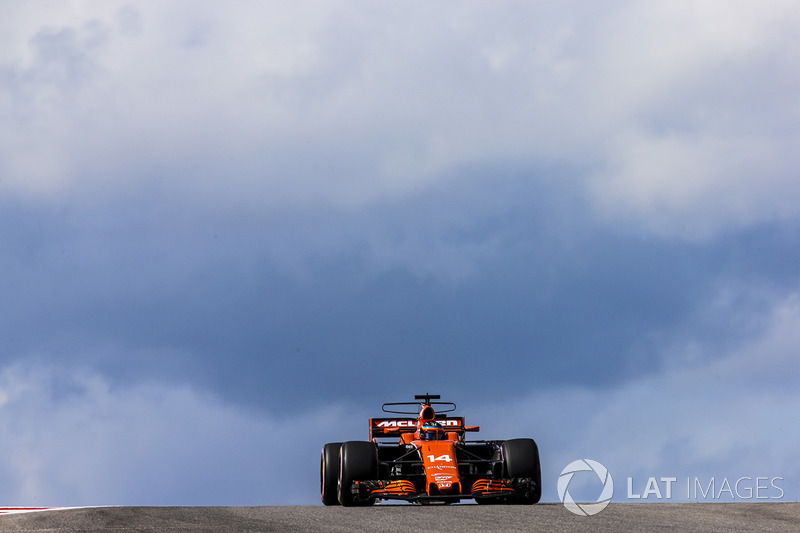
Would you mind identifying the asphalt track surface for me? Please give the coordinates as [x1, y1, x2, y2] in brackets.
[1, 503, 798, 532]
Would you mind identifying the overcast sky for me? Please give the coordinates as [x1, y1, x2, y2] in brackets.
[1, 1, 798, 506]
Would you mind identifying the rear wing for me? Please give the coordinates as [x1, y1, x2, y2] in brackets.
[369, 416, 479, 440]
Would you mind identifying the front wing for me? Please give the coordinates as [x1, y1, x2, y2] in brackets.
[352, 478, 536, 503]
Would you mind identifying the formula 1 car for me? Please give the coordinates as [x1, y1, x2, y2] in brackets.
[321, 394, 541, 505]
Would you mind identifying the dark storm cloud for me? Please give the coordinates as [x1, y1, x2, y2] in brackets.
[3, 166, 797, 413]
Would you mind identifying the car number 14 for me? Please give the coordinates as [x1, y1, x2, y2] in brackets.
[427, 454, 453, 463]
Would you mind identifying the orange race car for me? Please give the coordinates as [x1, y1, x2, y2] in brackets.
[321, 394, 541, 506]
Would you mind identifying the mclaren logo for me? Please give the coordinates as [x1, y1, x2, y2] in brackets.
[376, 419, 461, 428]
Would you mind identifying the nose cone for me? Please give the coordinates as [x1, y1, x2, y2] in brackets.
[420, 441, 462, 496]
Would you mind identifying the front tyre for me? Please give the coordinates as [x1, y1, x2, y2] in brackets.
[321, 442, 342, 505]
[502, 438, 542, 504]
[338, 441, 378, 506]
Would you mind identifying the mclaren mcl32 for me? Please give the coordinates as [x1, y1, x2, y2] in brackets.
[321, 394, 541, 506]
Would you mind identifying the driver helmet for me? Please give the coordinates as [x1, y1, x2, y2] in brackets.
[419, 421, 444, 441]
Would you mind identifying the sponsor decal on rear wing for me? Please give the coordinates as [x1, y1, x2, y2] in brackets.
[369, 417, 467, 439]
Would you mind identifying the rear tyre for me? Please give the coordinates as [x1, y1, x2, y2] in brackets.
[338, 441, 378, 506]
[501, 438, 542, 504]
[321, 442, 342, 505]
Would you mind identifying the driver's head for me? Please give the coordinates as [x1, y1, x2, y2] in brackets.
[420, 421, 444, 441]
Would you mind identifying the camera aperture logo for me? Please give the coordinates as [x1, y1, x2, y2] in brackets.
[558, 459, 614, 516]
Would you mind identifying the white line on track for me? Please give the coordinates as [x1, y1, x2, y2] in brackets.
[0, 507, 91, 515]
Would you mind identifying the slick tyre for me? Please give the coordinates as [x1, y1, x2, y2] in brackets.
[320, 442, 342, 505]
[338, 441, 378, 506]
[502, 438, 542, 504]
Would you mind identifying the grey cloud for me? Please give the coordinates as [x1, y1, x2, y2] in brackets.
[3, 167, 797, 414]
[4, 2, 798, 235]
[0, 363, 364, 505]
